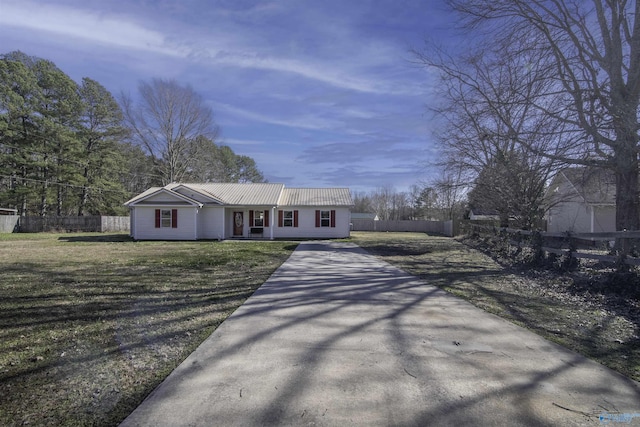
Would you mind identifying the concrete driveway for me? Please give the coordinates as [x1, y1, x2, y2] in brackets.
[121, 241, 640, 426]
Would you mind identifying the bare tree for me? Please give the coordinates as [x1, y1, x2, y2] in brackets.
[417, 42, 561, 228]
[352, 190, 373, 213]
[438, 0, 640, 231]
[121, 79, 219, 184]
[370, 186, 390, 220]
[431, 168, 467, 221]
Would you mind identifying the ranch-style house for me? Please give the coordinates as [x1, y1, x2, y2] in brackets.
[125, 183, 353, 240]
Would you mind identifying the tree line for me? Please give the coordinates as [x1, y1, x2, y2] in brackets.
[0, 51, 264, 217]
[415, 0, 640, 231]
[352, 173, 466, 222]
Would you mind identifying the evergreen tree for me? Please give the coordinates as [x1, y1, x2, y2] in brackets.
[77, 77, 128, 215]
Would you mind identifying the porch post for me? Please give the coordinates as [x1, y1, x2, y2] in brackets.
[195, 208, 198, 240]
[221, 208, 226, 240]
[270, 206, 275, 240]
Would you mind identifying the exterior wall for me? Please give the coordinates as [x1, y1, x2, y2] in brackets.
[129, 208, 135, 237]
[142, 192, 188, 203]
[546, 172, 614, 233]
[547, 200, 591, 233]
[273, 207, 350, 239]
[547, 202, 616, 233]
[593, 205, 616, 232]
[132, 206, 197, 240]
[223, 208, 275, 239]
[199, 207, 225, 239]
[132, 205, 351, 240]
[0, 215, 19, 233]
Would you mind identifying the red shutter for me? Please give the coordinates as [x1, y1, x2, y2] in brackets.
[278, 210, 284, 227]
[315, 210, 320, 227]
[294, 210, 299, 227]
[172, 209, 178, 228]
[249, 210, 254, 226]
[155, 209, 160, 228]
[330, 210, 336, 228]
[264, 210, 269, 227]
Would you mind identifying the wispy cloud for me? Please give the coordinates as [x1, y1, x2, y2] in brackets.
[207, 50, 403, 95]
[0, 1, 183, 56]
[0, 0, 442, 192]
[216, 102, 339, 131]
[1, 1, 427, 96]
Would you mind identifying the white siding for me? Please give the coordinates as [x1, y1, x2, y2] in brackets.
[141, 193, 190, 203]
[273, 207, 350, 239]
[547, 201, 590, 233]
[132, 207, 197, 240]
[129, 208, 135, 237]
[199, 207, 225, 239]
[593, 206, 616, 232]
[221, 208, 275, 239]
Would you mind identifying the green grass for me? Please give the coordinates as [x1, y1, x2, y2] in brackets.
[350, 231, 640, 383]
[0, 233, 297, 427]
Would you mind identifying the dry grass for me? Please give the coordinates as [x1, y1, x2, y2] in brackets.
[350, 231, 640, 383]
[2, 231, 637, 426]
[0, 233, 296, 426]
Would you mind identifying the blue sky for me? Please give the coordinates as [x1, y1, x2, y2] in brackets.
[0, 0, 457, 193]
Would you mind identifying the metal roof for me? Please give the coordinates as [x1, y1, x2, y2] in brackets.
[173, 183, 285, 206]
[123, 187, 163, 205]
[126, 183, 353, 207]
[279, 188, 353, 206]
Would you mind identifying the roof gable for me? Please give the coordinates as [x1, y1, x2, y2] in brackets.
[552, 167, 616, 205]
[124, 187, 203, 207]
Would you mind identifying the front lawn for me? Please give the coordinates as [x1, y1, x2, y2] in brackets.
[0, 233, 296, 426]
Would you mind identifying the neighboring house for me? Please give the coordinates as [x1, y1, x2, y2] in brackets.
[124, 183, 353, 240]
[351, 212, 379, 221]
[0, 208, 17, 215]
[468, 208, 500, 221]
[546, 167, 616, 233]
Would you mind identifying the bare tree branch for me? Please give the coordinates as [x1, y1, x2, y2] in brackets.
[121, 79, 219, 185]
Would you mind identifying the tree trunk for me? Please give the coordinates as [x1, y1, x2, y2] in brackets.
[78, 166, 89, 216]
[614, 149, 640, 231]
[40, 156, 48, 217]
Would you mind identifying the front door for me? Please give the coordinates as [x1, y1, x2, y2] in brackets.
[233, 211, 244, 236]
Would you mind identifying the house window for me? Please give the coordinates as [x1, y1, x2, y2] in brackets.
[253, 210, 264, 227]
[278, 210, 298, 227]
[320, 210, 330, 227]
[155, 209, 178, 228]
[283, 210, 293, 227]
[161, 209, 172, 227]
[315, 209, 336, 228]
[250, 210, 269, 227]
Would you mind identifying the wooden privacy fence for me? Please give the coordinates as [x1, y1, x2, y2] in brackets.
[351, 219, 455, 236]
[462, 222, 640, 267]
[0, 215, 19, 233]
[15, 216, 129, 233]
